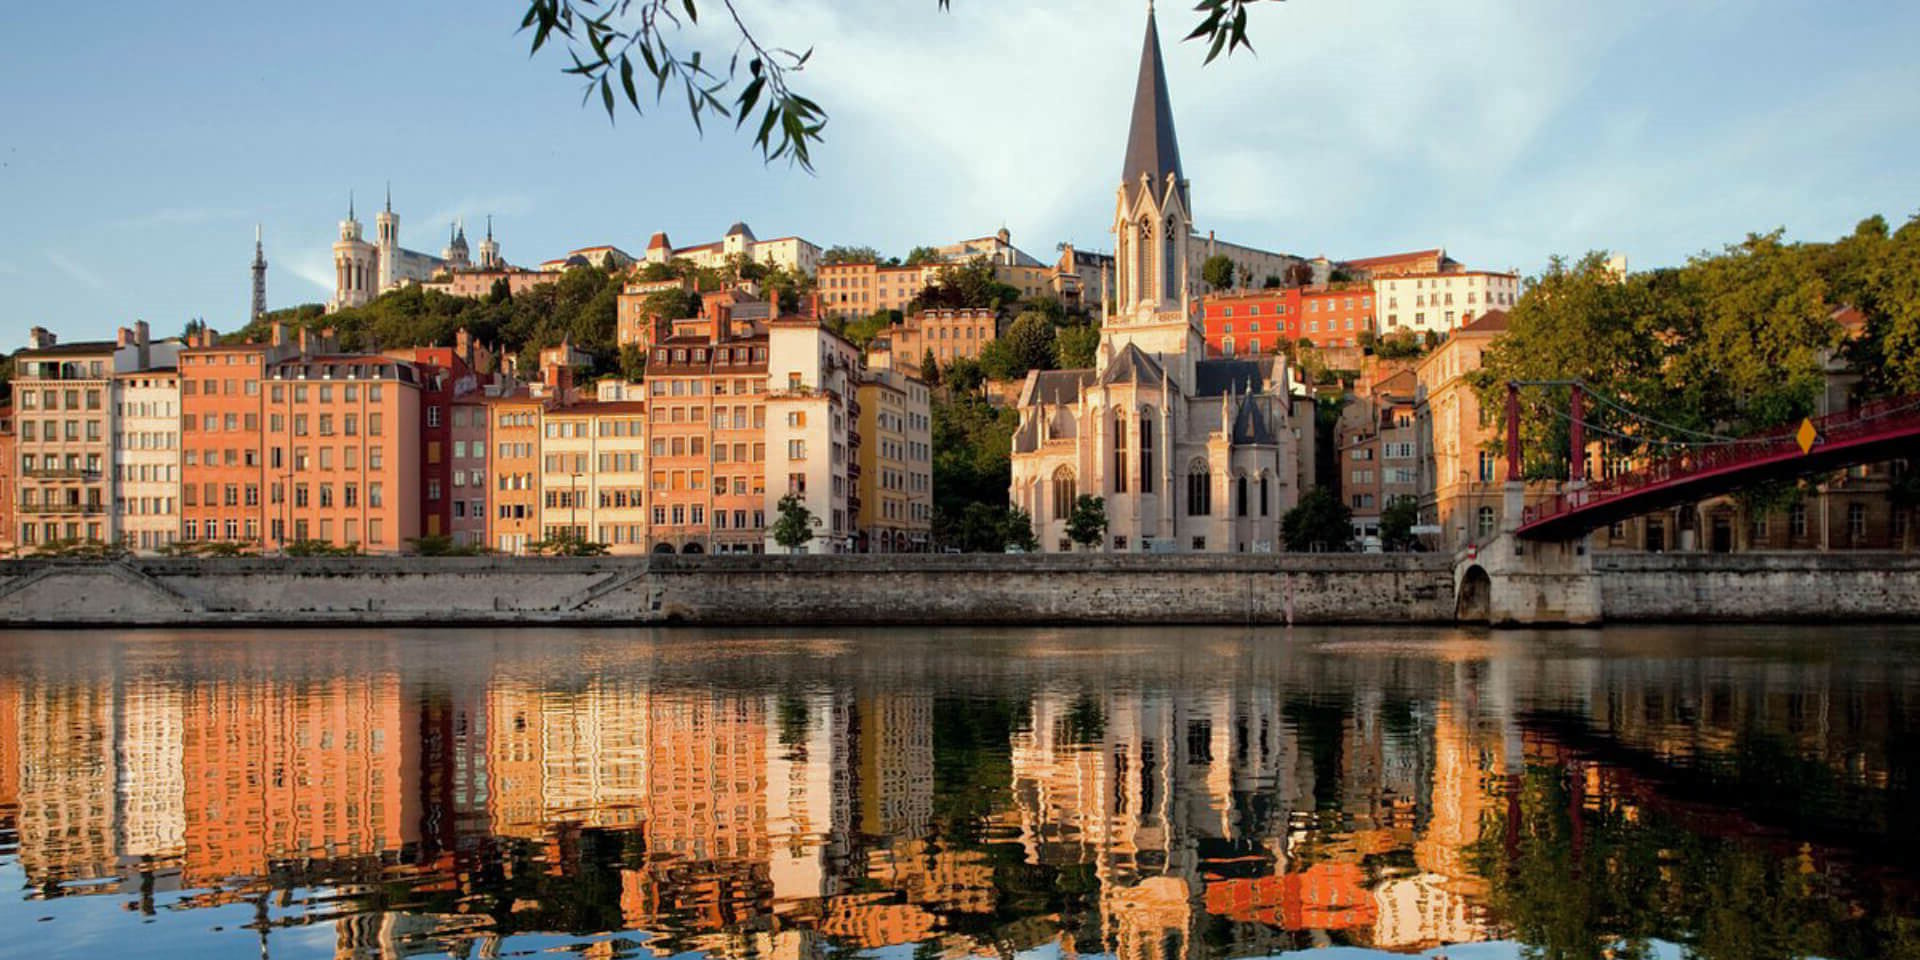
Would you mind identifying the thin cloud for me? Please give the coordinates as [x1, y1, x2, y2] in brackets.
[111, 207, 251, 230]
[47, 251, 107, 291]
[285, 246, 336, 294]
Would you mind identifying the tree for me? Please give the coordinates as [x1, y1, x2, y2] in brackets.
[1282, 486, 1352, 552]
[954, 502, 1009, 552]
[642, 285, 700, 323]
[838, 309, 897, 350]
[1003, 506, 1039, 552]
[488, 276, 513, 304]
[913, 257, 1020, 311]
[1055, 321, 1099, 369]
[1262, 274, 1283, 289]
[619, 343, 647, 381]
[821, 244, 882, 265]
[523, 0, 1262, 171]
[920, 348, 941, 386]
[528, 531, 610, 556]
[904, 245, 941, 266]
[1202, 254, 1236, 291]
[1066, 495, 1108, 550]
[772, 494, 815, 552]
[945, 355, 986, 393]
[979, 311, 1054, 380]
[1379, 495, 1420, 551]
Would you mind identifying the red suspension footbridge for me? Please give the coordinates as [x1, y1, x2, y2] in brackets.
[1505, 382, 1920, 541]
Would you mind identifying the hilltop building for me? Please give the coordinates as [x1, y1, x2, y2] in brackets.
[645, 222, 821, 276]
[1009, 6, 1315, 553]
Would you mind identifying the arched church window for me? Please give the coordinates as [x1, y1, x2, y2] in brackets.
[1259, 471, 1271, 517]
[1052, 466, 1077, 522]
[1164, 216, 1179, 302]
[1112, 410, 1129, 494]
[1236, 473, 1249, 517]
[1139, 410, 1155, 494]
[1137, 217, 1153, 304]
[1186, 459, 1211, 517]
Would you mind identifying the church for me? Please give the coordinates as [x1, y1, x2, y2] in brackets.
[329, 189, 502, 312]
[1009, 5, 1316, 553]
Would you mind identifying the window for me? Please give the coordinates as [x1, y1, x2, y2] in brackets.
[1186, 461, 1211, 516]
[1848, 502, 1867, 540]
[1139, 410, 1155, 494]
[1259, 473, 1270, 516]
[1112, 410, 1128, 494]
[1051, 467, 1076, 520]
[1790, 501, 1808, 537]
[1476, 506, 1496, 539]
[1235, 474, 1248, 517]
[1478, 450, 1496, 483]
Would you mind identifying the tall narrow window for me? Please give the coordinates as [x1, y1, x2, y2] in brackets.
[1136, 218, 1153, 305]
[1164, 216, 1179, 301]
[1112, 410, 1129, 494]
[1139, 409, 1155, 494]
[1236, 474, 1249, 517]
[1052, 467, 1077, 522]
[1259, 472, 1270, 516]
[1187, 460, 1211, 516]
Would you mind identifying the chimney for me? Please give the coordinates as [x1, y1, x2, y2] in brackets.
[456, 327, 472, 363]
[297, 327, 310, 357]
[271, 322, 285, 348]
[547, 360, 576, 405]
[134, 320, 151, 370]
[27, 327, 55, 350]
[117, 326, 134, 347]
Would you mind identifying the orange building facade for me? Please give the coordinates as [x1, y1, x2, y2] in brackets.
[645, 329, 770, 553]
[263, 355, 423, 550]
[486, 393, 544, 554]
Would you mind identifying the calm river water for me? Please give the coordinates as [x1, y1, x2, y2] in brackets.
[1, 625, 1917, 959]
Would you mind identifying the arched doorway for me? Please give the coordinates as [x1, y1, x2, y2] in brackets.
[681, 542, 705, 554]
[651, 543, 675, 554]
[1457, 565, 1492, 623]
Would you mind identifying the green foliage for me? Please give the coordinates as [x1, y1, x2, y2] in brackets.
[1282, 486, 1352, 552]
[1003, 506, 1039, 552]
[821, 245, 881, 265]
[1262, 274, 1283, 289]
[1837, 214, 1920, 397]
[1379, 495, 1420, 551]
[527, 531, 611, 556]
[979, 311, 1054, 381]
[234, 265, 628, 379]
[920, 348, 940, 386]
[932, 394, 1018, 543]
[1480, 232, 1853, 480]
[945, 356, 986, 394]
[156, 539, 257, 558]
[913, 257, 1020, 312]
[772, 494, 815, 550]
[836, 309, 898, 350]
[953, 502, 1010, 553]
[28, 538, 128, 560]
[1065, 495, 1108, 549]
[903, 245, 940, 266]
[1201, 254, 1236, 291]
[641, 285, 700, 323]
[1054, 321, 1100, 369]
[1369, 328, 1426, 360]
[284, 538, 361, 557]
[618, 343, 647, 381]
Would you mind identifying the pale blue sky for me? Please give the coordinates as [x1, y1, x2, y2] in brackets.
[3, 0, 1917, 349]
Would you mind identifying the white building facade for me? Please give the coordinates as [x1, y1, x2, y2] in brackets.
[1376, 270, 1520, 336]
[763, 320, 861, 553]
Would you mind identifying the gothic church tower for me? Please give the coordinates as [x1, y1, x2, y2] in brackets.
[1100, 3, 1202, 390]
[375, 184, 400, 292]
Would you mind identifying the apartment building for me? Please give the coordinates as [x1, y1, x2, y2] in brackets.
[178, 332, 289, 549]
[486, 392, 544, 555]
[0, 403, 15, 555]
[114, 363, 182, 552]
[1336, 365, 1419, 540]
[765, 319, 861, 553]
[262, 354, 422, 551]
[393, 347, 478, 539]
[1377, 271, 1519, 337]
[855, 367, 932, 551]
[818, 261, 933, 321]
[1298, 285, 1377, 349]
[1199, 291, 1299, 358]
[646, 324, 770, 553]
[536, 399, 649, 551]
[11, 330, 119, 548]
[878, 308, 998, 369]
[449, 398, 489, 547]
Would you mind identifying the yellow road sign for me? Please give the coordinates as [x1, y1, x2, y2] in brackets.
[1796, 418, 1818, 455]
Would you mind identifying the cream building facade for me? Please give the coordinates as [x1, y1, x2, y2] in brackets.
[764, 319, 862, 553]
[113, 360, 183, 553]
[1009, 7, 1315, 553]
[647, 222, 822, 276]
[856, 367, 932, 551]
[1377, 270, 1520, 336]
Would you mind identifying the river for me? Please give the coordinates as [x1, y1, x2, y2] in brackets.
[0, 625, 1915, 959]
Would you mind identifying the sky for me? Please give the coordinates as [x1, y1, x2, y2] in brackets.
[2, 0, 1917, 349]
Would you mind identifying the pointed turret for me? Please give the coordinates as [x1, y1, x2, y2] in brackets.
[1122, 5, 1185, 202]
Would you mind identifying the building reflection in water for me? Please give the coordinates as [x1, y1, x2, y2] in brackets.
[0, 626, 1915, 960]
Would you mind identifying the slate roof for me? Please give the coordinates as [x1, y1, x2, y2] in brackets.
[1122, 8, 1185, 203]
[1231, 400, 1277, 445]
[1099, 342, 1165, 386]
[1194, 357, 1271, 397]
[1028, 369, 1094, 406]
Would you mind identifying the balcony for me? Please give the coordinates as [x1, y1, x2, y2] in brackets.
[17, 502, 107, 515]
[22, 467, 101, 480]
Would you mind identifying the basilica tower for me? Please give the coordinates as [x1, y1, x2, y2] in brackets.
[330, 194, 377, 312]
[476, 215, 502, 270]
[1100, 3, 1202, 388]
[375, 184, 399, 292]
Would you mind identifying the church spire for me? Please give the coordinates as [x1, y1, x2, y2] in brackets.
[348, 190, 355, 221]
[385, 180, 392, 213]
[1122, 4, 1184, 194]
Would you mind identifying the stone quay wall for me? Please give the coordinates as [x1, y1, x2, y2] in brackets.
[0, 554, 1458, 627]
[1594, 551, 1920, 622]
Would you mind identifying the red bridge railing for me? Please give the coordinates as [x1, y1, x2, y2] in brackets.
[1523, 392, 1920, 527]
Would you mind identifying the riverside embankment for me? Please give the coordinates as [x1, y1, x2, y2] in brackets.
[1, 551, 1916, 627]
